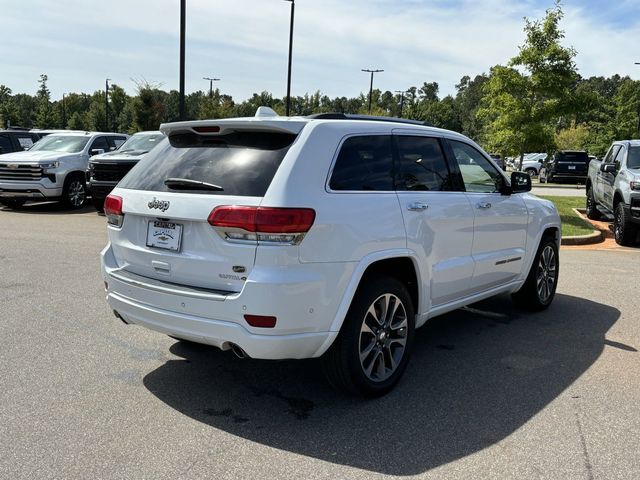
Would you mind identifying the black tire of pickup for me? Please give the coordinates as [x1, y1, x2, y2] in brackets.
[92, 196, 105, 213]
[614, 203, 638, 246]
[322, 275, 415, 397]
[512, 235, 559, 311]
[586, 186, 601, 220]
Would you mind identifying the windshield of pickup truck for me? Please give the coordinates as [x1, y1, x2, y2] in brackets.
[30, 135, 90, 153]
[119, 133, 164, 154]
[627, 146, 640, 169]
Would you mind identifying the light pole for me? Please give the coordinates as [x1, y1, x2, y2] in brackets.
[362, 68, 383, 114]
[179, 0, 186, 120]
[635, 63, 640, 133]
[203, 77, 221, 98]
[105, 79, 111, 131]
[284, 0, 295, 116]
[395, 90, 407, 117]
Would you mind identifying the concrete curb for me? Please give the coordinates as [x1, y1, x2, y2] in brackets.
[560, 208, 605, 245]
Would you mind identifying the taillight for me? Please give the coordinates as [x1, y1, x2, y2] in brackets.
[244, 314, 277, 328]
[104, 195, 124, 227]
[208, 206, 315, 245]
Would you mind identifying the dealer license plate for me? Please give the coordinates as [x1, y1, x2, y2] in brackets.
[146, 221, 183, 251]
[568, 165, 576, 170]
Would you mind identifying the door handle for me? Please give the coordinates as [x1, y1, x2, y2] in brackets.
[407, 202, 429, 211]
[477, 202, 492, 209]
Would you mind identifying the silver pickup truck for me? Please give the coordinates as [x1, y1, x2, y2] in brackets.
[586, 140, 640, 245]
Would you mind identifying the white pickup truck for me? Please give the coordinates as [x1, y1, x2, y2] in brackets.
[0, 132, 127, 209]
[586, 140, 640, 245]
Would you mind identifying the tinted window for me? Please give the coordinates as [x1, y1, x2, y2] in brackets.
[16, 135, 34, 150]
[329, 135, 393, 191]
[604, 145, 620, 164]
[628, 146, 640, 169]
[556, 151, 590, 163]
[109, 136, 128, 150]
[119, 131, 296, 197]
[613, 146, 625, 170]
[450, 140, 503, 193]
[91, 136, 110, 152]
[0, 134, 12, 153]
[396, 136, 452, 191]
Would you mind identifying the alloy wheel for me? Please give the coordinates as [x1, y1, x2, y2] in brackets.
[358, 293, 408, 382]
[536, 245, 557, 303]
[68, 180, 86, 207]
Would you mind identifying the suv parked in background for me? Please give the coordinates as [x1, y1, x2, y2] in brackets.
[519, 153, 546, 177]
[101, 109, 560, 396]
[586, 140, 640, 245]
[0, 129, 41, 155]
[0, 132, 127, 209]
[539, 150, 589, 183]
[87, 131, 164, 212]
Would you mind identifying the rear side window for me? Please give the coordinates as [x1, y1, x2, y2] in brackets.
[329, 135, 393, 191]
[395, 136, 452, 191]
[119, 131, 297, 196]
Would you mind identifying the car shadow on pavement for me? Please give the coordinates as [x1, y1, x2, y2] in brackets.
[143, 293, 619, 476]
[0, 201, 95, 215]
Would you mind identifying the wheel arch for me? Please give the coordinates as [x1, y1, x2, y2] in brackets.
[327, 250, 424, 335]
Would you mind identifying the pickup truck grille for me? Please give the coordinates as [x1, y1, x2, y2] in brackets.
[0, 164, 43, 181]
[92, 163, 135, 183]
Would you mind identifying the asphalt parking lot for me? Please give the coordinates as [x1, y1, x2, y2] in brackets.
[1, 202, 639, 480]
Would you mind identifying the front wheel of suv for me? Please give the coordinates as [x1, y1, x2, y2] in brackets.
[322, 275, 415, 397]
[512, 235, 559, 311]
[62, 174, 87, 209]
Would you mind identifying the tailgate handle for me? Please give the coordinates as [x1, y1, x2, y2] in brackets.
[152, 261, 171, 275]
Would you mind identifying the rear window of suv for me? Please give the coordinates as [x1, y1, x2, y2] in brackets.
[118, 131, 297, 196]
[555, 151, 589, 163]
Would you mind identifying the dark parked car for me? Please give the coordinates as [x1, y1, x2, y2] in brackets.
[0, 129, 41, 155]
[86, 131, 164, 211]
[489, 153, 506, 170]
[540, 150, 590, 183]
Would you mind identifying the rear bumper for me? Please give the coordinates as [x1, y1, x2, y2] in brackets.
[87, 181, 117, 199]
[547, 171, 587, 182]
[101, 244, 348, 359]
[108, 292, 335, 359]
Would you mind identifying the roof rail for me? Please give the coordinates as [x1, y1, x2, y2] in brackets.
[306, 113, 434, 127]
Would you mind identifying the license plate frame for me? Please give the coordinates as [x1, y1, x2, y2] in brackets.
[146, 220, 183, 252]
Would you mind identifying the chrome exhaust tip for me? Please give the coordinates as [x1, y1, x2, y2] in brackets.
[230, 343, 248, 359]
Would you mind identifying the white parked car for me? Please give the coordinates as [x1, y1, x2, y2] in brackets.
[520, 153, 547, 176]
[0, 132, 128, 209]
[101, 109, 561, 396]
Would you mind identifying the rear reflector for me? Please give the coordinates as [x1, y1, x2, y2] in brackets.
[208, 206, 315, 233]
[244, 315, 277, 328]
[193, 126, 220, 133]
[104, 195, 124, 227]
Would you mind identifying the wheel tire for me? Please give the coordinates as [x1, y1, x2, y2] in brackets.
[525, 168, 537, 177]
[512, 235, 559, 311]
[92, 196, 105, 213]
[0, 199, 26, 209]
[321, 275, 415, 397]
[585, 186, 601, 220]
[62, 174, 87, 209]
[613, 202, 638, 246]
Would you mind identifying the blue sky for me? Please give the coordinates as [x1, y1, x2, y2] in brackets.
[1, 0, 640, 102]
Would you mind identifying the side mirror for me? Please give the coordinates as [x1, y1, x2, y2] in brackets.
[90, 148, 105, 156]
[600, 163, 616, 174]
[504, 171, 532, 195]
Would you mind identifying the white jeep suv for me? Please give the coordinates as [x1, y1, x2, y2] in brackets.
[101, 109, 561, 396]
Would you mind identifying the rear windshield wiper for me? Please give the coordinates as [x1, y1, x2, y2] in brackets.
[164, 178, 224, 191]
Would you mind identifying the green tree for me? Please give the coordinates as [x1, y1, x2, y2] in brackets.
[479, 1, 579, 165]
[35, 74, 57, 128]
